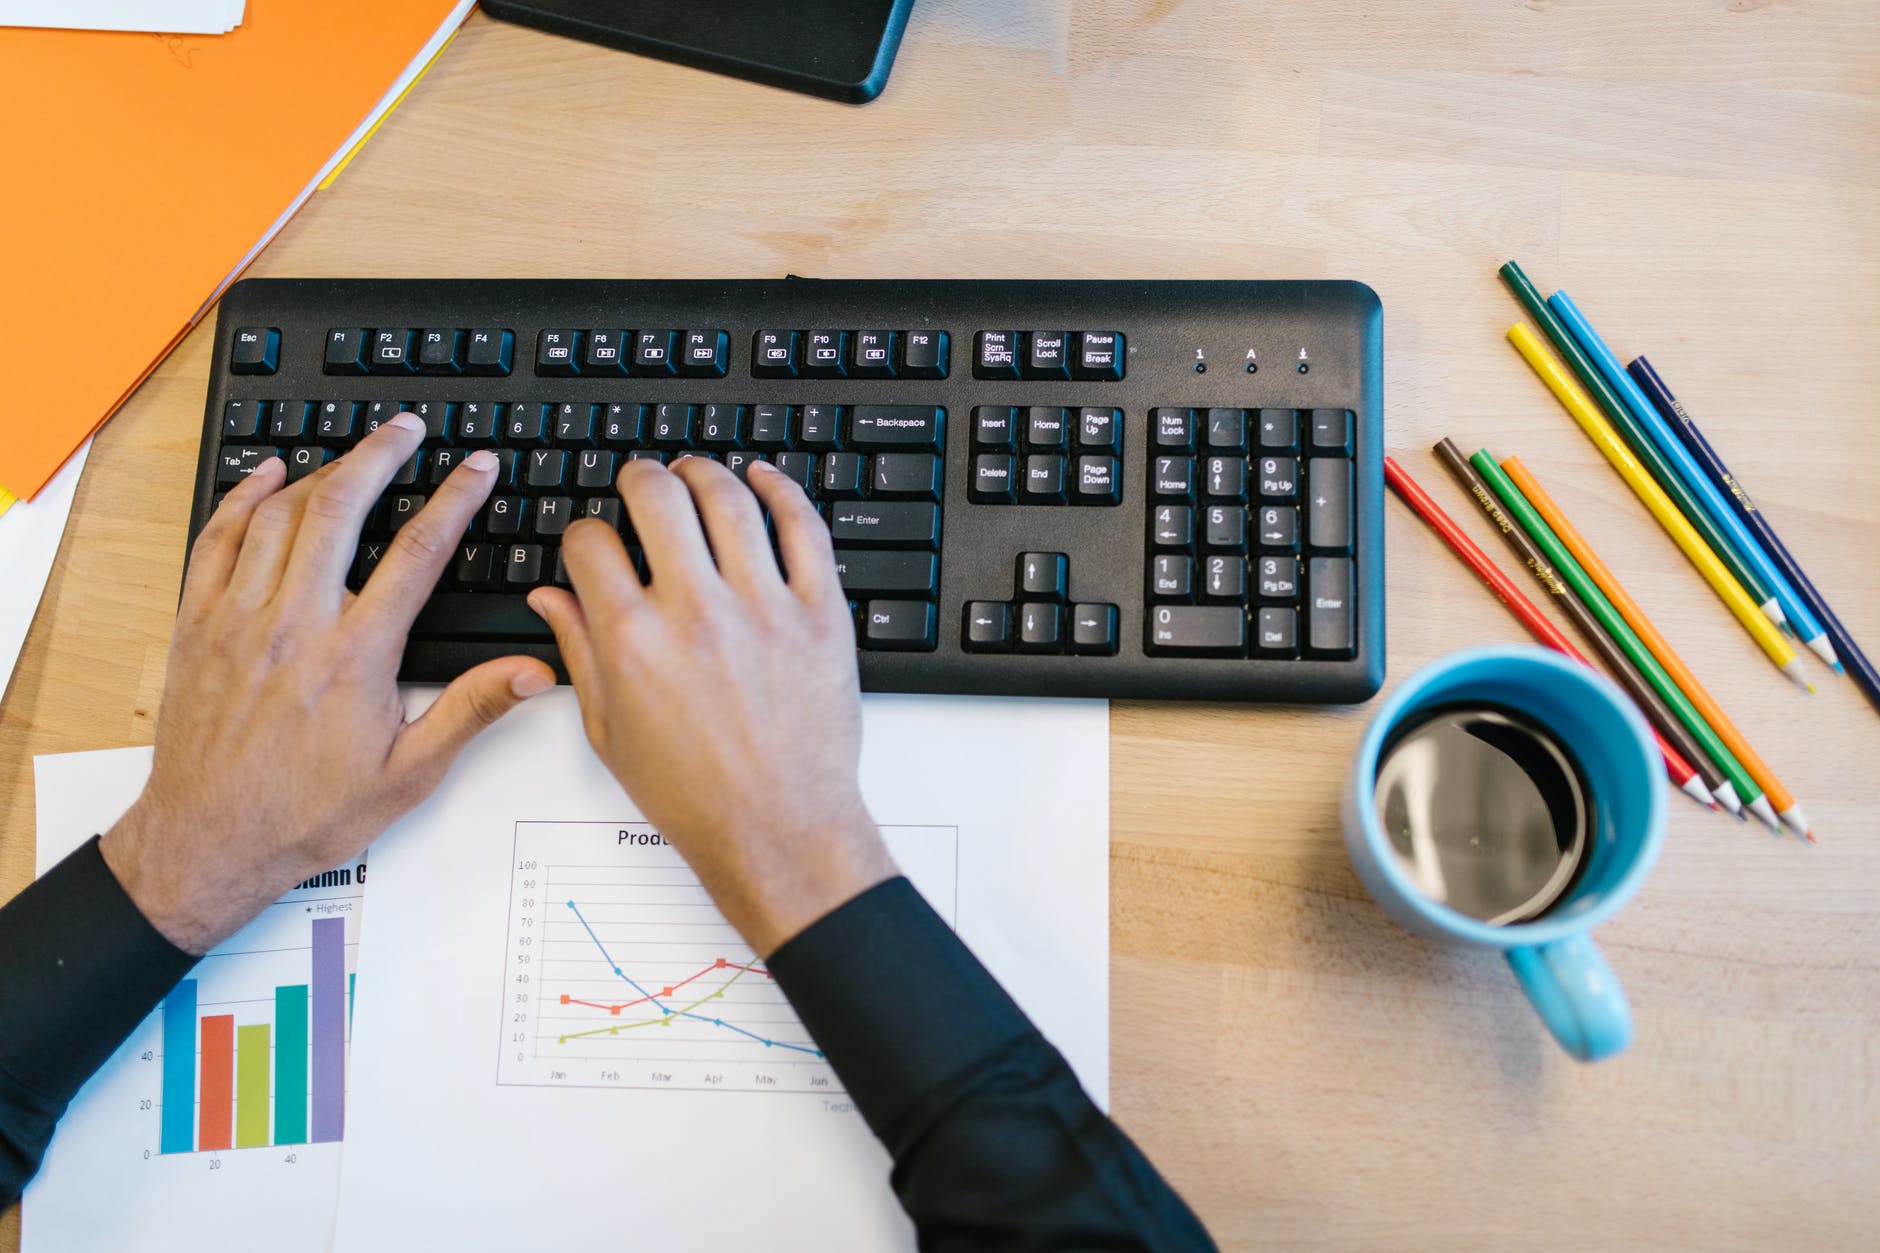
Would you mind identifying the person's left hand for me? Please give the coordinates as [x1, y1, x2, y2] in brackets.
[101, 415, 556, 954]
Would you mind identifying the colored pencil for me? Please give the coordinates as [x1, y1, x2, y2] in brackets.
[1630, 354, 1880, 716]
[1421, 441, 1727, 812]
[1497, 261, 1785, 633]
[1548, 291, 1837, 669]
[1468, 449, 1783, 832]
[1505, 321, 1811, 691]
[1504, 456, 1815, 841]
[1384, 454, 1716, 809]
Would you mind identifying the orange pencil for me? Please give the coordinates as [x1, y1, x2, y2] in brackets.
[1503, 457, 1815, 841]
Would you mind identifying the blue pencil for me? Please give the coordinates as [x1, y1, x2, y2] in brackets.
[1629, 356, 1879, 715]
[1548, 291, 1839, 670]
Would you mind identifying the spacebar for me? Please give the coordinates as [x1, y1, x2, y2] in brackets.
[409, 594, 553, 640]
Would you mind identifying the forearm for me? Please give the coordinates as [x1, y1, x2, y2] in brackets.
[0, 837, 194, 1209]
[767, 877, 1216, 1252]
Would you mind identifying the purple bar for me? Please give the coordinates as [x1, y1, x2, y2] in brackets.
[310, 916, 346, 1142]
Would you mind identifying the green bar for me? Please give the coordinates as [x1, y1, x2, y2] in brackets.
[274, 986, 308, 1146]
[1496, 260, 1772, 606]
[236, 1024, 271, 1148]
[1470, 449, 1760, 803]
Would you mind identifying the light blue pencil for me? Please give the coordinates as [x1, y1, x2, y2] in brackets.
[1547, 291, 1838, 670]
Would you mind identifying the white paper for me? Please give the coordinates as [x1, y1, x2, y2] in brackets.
[334, 688, 1110, 1251]
[0, 0, 245, 35]
[0, 439, 90, 707]
[27, 747, 362, 1253]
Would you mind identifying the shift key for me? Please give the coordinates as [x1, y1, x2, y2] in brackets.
[828, 501, 940, 548]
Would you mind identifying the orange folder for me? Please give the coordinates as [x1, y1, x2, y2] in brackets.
[0, 2, 472, 499]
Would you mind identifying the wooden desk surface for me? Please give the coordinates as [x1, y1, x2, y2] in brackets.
[4, 3, 1877, 1247]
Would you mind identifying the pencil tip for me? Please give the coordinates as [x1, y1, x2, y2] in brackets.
[1833, 662, 1846, 675]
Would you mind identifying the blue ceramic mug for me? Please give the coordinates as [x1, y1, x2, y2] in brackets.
[1343, 645, 1666, 1061]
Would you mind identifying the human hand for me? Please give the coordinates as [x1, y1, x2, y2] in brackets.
[102, 416, 556, 955]
[529, 457, 895, 956]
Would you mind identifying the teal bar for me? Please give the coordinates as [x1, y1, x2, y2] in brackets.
[159, 979, 197, 1154]
[274, 985, 309, 1146]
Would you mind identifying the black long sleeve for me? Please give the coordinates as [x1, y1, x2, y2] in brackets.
[768, 876, 1215, 1252]
[0, 836, 195, 1210]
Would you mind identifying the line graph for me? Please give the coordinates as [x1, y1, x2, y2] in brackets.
[497, 820, 958, 1093]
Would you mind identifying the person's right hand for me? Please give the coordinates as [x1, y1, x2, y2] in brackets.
[527, 457, 896, 957]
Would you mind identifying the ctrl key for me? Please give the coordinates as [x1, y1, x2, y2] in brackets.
[1146, 605, 1245, 657]
[861, 599, 938, 651]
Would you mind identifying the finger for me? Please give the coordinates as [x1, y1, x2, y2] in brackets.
[558, 517, 644, 627]
[278, 412, 430, 606]
[617, 459, 718, 595]
[389, 654, 556, 782]
[353, 448, 502, 635]
[669, 456, 784, 595]
[224, 465, 326, 608]
[747, 460, 844, 611]
[527, 586, 602, 698]
[178, 457, 285, 620]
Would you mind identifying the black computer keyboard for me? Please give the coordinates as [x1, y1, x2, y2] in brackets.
[191, 278, 1384, 702]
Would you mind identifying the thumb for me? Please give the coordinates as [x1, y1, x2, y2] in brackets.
[392, 655, 556, 779]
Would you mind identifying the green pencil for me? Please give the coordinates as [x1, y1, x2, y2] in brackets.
[1496, 261, 1783, 630]
[1469, 449, 1767, 816]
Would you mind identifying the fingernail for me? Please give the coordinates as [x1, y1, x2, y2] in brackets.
[672, 453, 695, 465]
[511, 669, 555, 698]
[750, 459, 777, 474]
[466, 449, 499, 471]
[389, 413, 426, 434]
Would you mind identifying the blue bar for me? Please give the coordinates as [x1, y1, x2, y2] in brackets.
[160, 979, 197, 1154]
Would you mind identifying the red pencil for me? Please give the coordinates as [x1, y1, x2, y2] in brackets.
[1384, 455, 1713, 807]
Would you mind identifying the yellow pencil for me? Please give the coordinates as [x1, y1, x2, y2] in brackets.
[1507, 323, 1810, 691]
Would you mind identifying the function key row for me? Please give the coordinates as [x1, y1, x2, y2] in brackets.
[537, 329, 727, 378]
[969, 406, 1122, 507]
[322, 328, 515, 376]
[752, 329, 948, 380]
[973, 330, 1124, 381]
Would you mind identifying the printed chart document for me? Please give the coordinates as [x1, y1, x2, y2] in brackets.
[28, 748, 365, 1253]
[334, 689, 1109, 1251]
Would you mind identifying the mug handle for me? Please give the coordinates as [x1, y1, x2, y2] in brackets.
[1505, 935, 1633, 1062]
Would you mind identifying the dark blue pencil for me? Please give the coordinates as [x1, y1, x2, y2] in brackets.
[1629, 355, 1880, 716]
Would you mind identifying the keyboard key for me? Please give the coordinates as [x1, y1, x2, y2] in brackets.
[724, 450, 767, 482]
[774, 451, 817, 494]
[803, 330, 849, 378]
[1025, 331, 1070, 380]
[971, 454, 1018, 504]
[861, 600, 937, 651]
[388, 493, 427, 533]
[1077, 407, 1121, 454]
[323, 328, 368, 374]
[506, 544, 545, 587]
[370, 329, 416, 374]
[626, 450, 667, 466]
[458, 401, 499, 445]
[1308, 557, 1356, 656]
[553, 402, 596, 446]
[1256, 607, 1298, 656]
[650, 403, 695, 446]
[418, 329, 462, 374]
[700, 403, 746, 448]
[453, 542, 499, 589]
[872, 453, 942, 502]
[1204, 456, 1247, 502]
[1258, 556, 1299, 600]
[1152, 408, 1196, 453]
[601, 403, 644, 447]
[351, 539, 386, 589]
[484, 495, 527, 537]
[490, 449, 521, 488]
[315, 403, 357, 445]
[1074, 456, 1120, 505]
[230, 327, 279, 374]
[1073, 332, 1124, 381]
[409, 594, 554, 640]
[1258, 456, 1298, 501]
[850, 406, 944, 452]
[681, 330, 729, 377]
[223, 399, 263, 440]
[798, 404, 841, 448]
[1025, 407, 1068, 448]
[390, 451, 425, 486]
[1147, 605, 1245, 656]
[974, 330, 1019, 379]
[1150, 555, 1193, 601]
[431, 446, 468, 484]
[753, 330, 800, 378]
[833, 549, 938, 597]
[1205, 408, 1247, 453]
[1152, 505, 1193, 548]
[1258, 408, 1299, 453]
[583, 330, 630, 376]
[526, 449, 567, 490]
[1153, 456, 1195, 501]
[1070, 603, 1120, 654]
[1022, 455, 1066, 504]
[1204, 505, 1246, 550]
[575, 450, 618, 493]
[362, 399, 405, 436]
[749, 404, 791, 448]
[1258, 506, 1299, 553]
[1017, 552, 1068, 601]
[1308, 458, 1353, 553]
[633, 330, 677, 376]
[902, 329, 948, 379]
[1202, 554, 1245, 602]
[286, 446, 331, 483]
[410, 399, 454, 445]
[464, 329, 514, 376]
[582, 498, 625, 531]
[506, 403, 550, 447]
[963, 601, 1012, 652]
[270, 401, 311, 441]
[851, 330, 897, 377]
[535, 496, 574, 536]
[1310, 408, 1354, 455]
[1017, 602, 1063, 652]
[821, 452, 867, 499]
[972, 407, 1018, 451]
[828, 502, 940, 548]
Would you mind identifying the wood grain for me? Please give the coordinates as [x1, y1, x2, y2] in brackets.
[3, 2, 1877, 1248]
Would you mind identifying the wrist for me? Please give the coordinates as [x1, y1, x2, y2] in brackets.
[718, 807, 897, 958]
[100, 802, 251, 956]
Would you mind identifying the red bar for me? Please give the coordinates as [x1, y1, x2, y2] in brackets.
[198, 1014, 235, 1152]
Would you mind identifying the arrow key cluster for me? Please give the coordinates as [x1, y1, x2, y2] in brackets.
[964, 553, 1118, 656]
